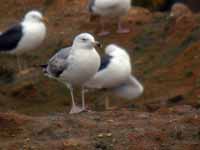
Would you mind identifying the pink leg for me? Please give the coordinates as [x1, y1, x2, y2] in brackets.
[67, 85, 82, 114]
[117, 18, 130, 34]
[98, 18, 110, 36]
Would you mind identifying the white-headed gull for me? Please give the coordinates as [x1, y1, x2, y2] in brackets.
[41, 33, 101, 114]
[0, 10, 47, 70]
[85, 44, 143, 109]
[88, 0, 131, 36]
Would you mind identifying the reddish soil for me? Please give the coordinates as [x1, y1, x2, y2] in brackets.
[0, 0, 200, 149]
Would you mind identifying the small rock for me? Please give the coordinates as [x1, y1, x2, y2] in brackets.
[97, 133, 104, 138]
[106, 133, 112, 137]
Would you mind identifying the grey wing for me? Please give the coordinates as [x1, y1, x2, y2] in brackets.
[47, 47, 72, 78]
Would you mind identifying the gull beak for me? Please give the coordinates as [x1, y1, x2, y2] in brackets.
[42, 17, 49, 24]
[93, 41, 102, 48]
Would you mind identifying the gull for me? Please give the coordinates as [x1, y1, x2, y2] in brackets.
[88, 0, 131, 36]
[85, 44, 143, 109]
[41, 33, 101, 114]
[0, 10, 47, 71]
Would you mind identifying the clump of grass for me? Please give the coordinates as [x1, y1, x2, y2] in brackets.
[184, 69, 194, 78]
[134, 25, 161, 53]
[43, 0, 54, 7]
[161, 26, 200, 66]
[0, 66, 15, 84]
[153, 13, 168, 23]
[132, 0, 153, 8]
[132, 0, 166, 10]
[193, 130, 200, 140]
[195, 78, 200, 88]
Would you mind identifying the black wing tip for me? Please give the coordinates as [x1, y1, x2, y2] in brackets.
[98, 55, 112, 71]
[40, 64, 48, 68]
[40, 64, 48, 74]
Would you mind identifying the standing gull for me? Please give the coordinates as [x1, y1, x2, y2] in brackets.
[85, 44, 143, 109]
[41, 33, 101, 114]
[0, 10, 47, 70]
[88, 0, 131, 36]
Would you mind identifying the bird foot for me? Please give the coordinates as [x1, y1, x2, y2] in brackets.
[69, 105, 83, 114]
[82, 107, 95, 113]
[105, 106, 118, 111]
[98, 31, 110, 36]
[117, 28, 130, 34]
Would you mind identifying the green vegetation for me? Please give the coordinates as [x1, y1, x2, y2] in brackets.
[162, 26, 200, 65]
[0, 66, 15, 84]
[132, 0, 166, 9]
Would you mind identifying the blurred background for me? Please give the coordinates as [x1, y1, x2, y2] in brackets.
[132, 0, 200, 12]
[0, 0, 200, 150]
[0, 0, 199, 114]
[0, 0, 200, 114]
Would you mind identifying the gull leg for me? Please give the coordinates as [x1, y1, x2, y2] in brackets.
[105, 95, 116, 110]
[105, 95, 110, 110]
[81, 88, 94, 113]
[98, 17, 110, 36]
[81, 88, 86, 111]
[17, 55, 30, 76]
[67, 85, 82, 114]
[17, 55, 22, 72]
[117, 17, 130, 34]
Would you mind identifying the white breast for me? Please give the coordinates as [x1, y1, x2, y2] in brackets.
[15, 22, 46, 54]
[60, 49, 100, 86]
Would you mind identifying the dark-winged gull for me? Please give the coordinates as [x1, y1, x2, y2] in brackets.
[41, 33, 101, 114]
[88, 0, 131, 36]
[0, 10, 47, 70]
[85, 44, 143, 109]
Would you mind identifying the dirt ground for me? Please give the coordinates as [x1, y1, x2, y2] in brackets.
[0, 0, 200, 149]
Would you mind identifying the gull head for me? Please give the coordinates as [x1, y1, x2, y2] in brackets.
[73, 33, 100, 49]
[105, 44, 130, 60]
[24, 10, 48, 23]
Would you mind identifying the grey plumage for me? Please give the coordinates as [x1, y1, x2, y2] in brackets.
[47, 47, 71, 77]
[41, 33, 101, 114]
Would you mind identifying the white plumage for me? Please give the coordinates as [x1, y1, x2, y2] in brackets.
[86, 44, 131, 89]
[85, 44, 143, 101]
[112, 75, 144, 100]
[0, 10, 47, 54]
[88, 0, 131, 36]
[91, 0, 131, 17]
[0, 10, 47, 71]
[15, 11, 47, 54]
[42, 33, 101, 114]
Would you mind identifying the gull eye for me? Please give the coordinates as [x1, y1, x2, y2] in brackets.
[82, 38, 88, 41]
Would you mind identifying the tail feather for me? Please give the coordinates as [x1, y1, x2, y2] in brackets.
[112, 75, 144, 100]
[40, 64, 48, 74]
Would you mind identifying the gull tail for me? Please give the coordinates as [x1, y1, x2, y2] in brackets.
[40, 64, 48, 74]
[40, 64, 55, 79]
[112, 75, 144, 100]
